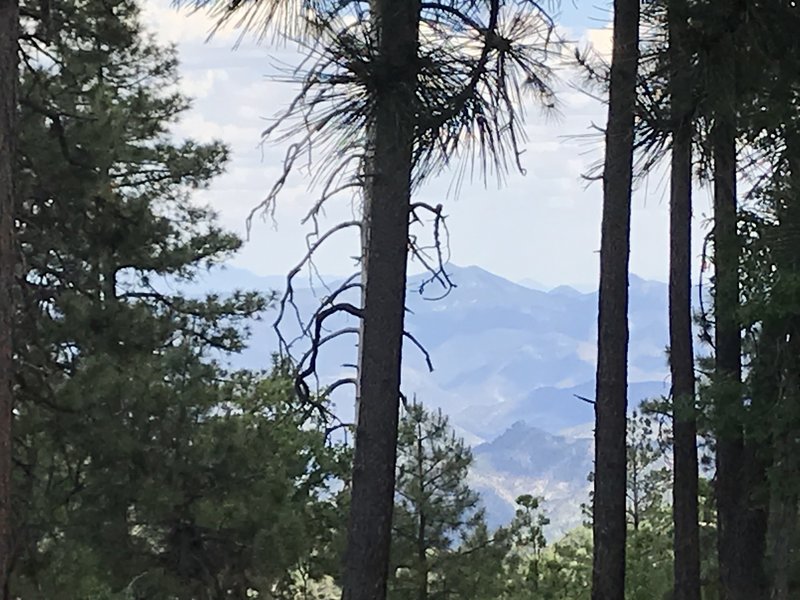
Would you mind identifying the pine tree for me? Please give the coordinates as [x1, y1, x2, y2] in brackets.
[183, 3, 559, 598]
[503, 495, 550, 598]
[624, 411, 672, 600]
[666, 1, 700, 597]
[733, 6, 800, 592]
[704, 2, 755, 595]
[389, 401, 495, 600]
[0, 0, 19, 588]
[11, 2, 348, 596]
[592, 0, 641, 597]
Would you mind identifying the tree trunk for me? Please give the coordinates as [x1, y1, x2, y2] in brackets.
[416, 420, 427, 600]
[711, 15, 768, 597]
[752, 319, 784, 600]
[341, 2, 420, 600]
[416, 509, 427, 600]
[0, 0, 18, 593]
[668, 1, 701, 598]
[591, 0, 640, 598]
[767, 491, 797, 600]
[711, 84, 746, 600]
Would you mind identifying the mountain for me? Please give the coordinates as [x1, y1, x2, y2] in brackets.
[192, 265, 672, 434]
[516, 277, 549, 291]
[400, 266, 671, 438]
[470, 421, 593, 537]
[183, 263, 678, 533]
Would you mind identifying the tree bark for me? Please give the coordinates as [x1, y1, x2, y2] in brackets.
[710, 14, 768, 596]
[591, 0, 640, 598]
[766, 489, 797, 600]
[668, 2, 701, 598]
[416, 421, 428, 600]
[0, 0, 18, 593]
[341, 2, 420, 599]
[711, 82, 746, 600]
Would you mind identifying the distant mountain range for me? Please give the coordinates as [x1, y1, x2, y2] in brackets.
[180, 263, 680, 534]
[470, 421, 593, 535]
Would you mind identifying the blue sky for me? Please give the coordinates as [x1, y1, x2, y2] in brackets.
[144, 0, 714, 289]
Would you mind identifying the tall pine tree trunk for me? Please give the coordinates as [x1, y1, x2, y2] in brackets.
[710, 14, 767, 596]
[591, 0, 640, 598]
[342, 2, 420, 599]
[0, 0, 18, 593]
[668, 1, 700, 598]
[711, 74, 746, 600]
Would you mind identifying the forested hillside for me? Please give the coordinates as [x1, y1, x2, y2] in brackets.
[1, 0, 799, 599]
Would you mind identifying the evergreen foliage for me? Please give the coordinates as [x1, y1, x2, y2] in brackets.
[11, 2, 348, 597]
[3, 0, 800, 598]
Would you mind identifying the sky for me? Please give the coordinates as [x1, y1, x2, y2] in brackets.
[142, 0, 715, 289]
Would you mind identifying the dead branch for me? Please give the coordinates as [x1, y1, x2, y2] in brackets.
[295, 302, 363, 403]
[288, 273, 362, 350]
[324, 421, 354, 440]
[298, 327, 359, 372]
[409, 202, 456, 300]
[325, 377, 357, 396]
[403, 331, 434, 373]
[246, 139, 307, 234]
[272, 220, 362, 356]
[574, 394, 596, 406]
[303, 159, 363, 225]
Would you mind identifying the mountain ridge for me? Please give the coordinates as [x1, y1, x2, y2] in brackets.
[183, 262, 679, 532]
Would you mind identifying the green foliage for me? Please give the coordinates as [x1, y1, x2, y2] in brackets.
[624, 411, 678, 600]
[549, 410, 675, 600]
[15, 365, 348, 599]
[12, 1, 800, 599]
[503, 495, 550, 597]
[538, 527, 592, 600]
[11, 2, 349, 598]
[389, 401, 499, 600]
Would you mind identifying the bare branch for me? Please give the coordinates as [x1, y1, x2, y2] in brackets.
[409, 202, 456, 300]
[403, 331, 434, 373]
[325, 377, 357, 395]
[574, 394, 596, 406]
[288, 273, 362, 351]
[271, 220, 361, 357]
[295, 302, 363, 403]
[298, 327, 359, 371]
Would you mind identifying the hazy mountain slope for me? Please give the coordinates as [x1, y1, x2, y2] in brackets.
[187, 265, 672, 436]
[182, 263, 678, 530]
[455, 379, 667, 439]
[470, 421, 593, 537]
[401, 267, 671, 437]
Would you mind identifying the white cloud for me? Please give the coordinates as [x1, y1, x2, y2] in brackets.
[142, 2, 701, 288]
[180, 68, 230, 99]
[584, 24, 614, 60]
[142, 1, 222, 45]
[174, 111, 261, 147]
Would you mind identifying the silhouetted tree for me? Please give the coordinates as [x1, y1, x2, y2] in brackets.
[592, 0, 640, 598]
[0, 0, 19, 590]
[186, 3, 559, 599]
[667, 1, 700, 597]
